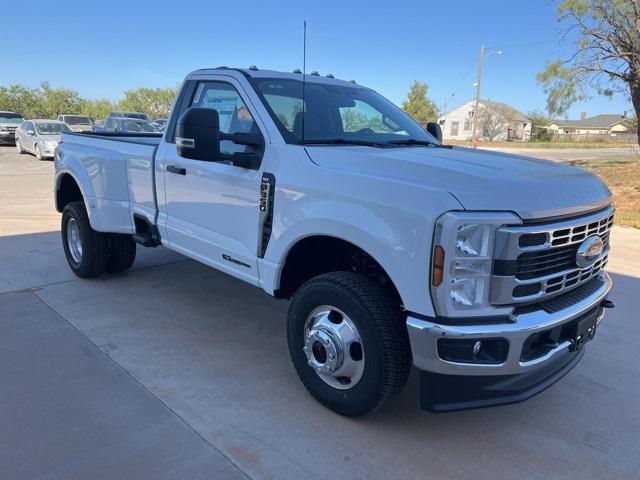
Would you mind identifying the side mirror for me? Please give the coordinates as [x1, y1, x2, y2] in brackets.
[176, 107, 220, 162]
[426, 122, 443, 143]
[27, 129, 35, 136]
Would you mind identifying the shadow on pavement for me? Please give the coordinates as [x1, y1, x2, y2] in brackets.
[0, 230, 636, 479]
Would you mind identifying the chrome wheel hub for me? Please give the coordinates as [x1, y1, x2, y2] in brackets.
[66, 218, 83, 264]
[303, 306, 364, 390]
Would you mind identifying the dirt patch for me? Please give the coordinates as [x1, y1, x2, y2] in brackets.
[568, 158, 640, 229]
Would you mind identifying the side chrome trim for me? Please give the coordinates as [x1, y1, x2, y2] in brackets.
[175, 136, 195, 149]
[407, 272, 611, 376]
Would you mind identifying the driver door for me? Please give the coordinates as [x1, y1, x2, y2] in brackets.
[157, 77, 266, 285]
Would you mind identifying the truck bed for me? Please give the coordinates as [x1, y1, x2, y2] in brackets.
[57, 132, 162, 234]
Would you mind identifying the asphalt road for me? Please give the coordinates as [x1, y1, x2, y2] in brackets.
[479, 145, 640, 162]
[1, 145, 639, 480]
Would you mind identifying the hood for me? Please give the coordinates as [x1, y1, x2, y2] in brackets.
[305, 145, 612, 220]
[39, 134, 63, 143]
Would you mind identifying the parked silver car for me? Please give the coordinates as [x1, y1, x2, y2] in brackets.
[15, 120, 72, 160]
[0, 111, 25, 145]
[57, 115, 94, 132]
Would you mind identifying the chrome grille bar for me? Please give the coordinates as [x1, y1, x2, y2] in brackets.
[491, 206, 614, 306]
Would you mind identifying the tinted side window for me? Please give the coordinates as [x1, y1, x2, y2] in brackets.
[191, 81, 259, 155]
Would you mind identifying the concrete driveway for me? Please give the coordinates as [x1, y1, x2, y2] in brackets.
[1, 146, 639, 480]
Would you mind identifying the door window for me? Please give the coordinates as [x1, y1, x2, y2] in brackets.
[191, 81, 258, 155]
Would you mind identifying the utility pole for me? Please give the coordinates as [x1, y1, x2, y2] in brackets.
[471, 44, 485, 148]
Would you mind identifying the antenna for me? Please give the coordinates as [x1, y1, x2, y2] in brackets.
[301, 20, 307, 145]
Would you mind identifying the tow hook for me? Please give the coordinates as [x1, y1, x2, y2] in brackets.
[601, 299, 615, 309]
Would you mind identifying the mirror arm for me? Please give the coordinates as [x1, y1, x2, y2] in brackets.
[220, 131, 261, 147]
[228, 152, 260, 169]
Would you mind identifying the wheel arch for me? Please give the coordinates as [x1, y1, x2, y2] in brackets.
[274, 233, 404, 308]
[55, 171, 87, 213]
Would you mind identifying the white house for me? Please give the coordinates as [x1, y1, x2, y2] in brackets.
[438, 99, 531, 142]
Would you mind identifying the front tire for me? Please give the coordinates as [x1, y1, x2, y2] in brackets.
[16, 139, 23, 154]
[287, 272, 411, 416]
[61, 201, 109, 277]
[35, 144, 43, 160]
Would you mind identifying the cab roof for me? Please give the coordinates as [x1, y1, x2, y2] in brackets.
[190, 66, 361, 88]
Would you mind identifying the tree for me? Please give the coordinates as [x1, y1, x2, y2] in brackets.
[537, 0, 640, 143]
[116, 87, 178, 119]
[527, 109, 555, 141]
[40, 81, 82, 118]
[401, 81, 439, 127]
[0, 84, 42, 119]
[477, 104, 513, 141]
[78, 98, 113, 119]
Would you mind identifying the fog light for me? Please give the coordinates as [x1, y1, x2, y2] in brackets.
[437, 338, 508, 364]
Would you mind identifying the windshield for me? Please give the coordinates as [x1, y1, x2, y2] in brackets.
[123, 113, 150, 121]
[250, 78, 438, 146]
[35, 122, 73, 135]
[65, 115, 92, 125]
[0, 113, 25, 124]
[121, 120, 156, 132]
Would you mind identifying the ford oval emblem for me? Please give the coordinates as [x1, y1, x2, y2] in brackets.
[576, 235, 604, 268]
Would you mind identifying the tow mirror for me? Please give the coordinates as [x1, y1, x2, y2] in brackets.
[426, 122, 443, 143]
[176, 107, 262, 169]
[176, 107, 221, 162]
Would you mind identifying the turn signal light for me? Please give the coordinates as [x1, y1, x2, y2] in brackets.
[432, 246, 445, 286]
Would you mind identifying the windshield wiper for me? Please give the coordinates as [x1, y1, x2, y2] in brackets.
[386, 139, 452, 148]
[302, 138, 387, 148]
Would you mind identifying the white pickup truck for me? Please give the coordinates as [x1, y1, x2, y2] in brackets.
[54, 67, 614, 416]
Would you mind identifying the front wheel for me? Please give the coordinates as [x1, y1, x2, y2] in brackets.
[35, 144, 43, 160]
[61, 201, 109, 277]
[16, 139, 23, 154]
[287, 272, 411, 416]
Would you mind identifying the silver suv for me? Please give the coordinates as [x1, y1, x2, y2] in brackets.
[0, 111, 25, 145]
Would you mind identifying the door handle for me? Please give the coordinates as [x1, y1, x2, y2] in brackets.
[166, 165, 186, 175]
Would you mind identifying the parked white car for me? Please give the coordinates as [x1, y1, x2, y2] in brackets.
[16, 120, 72, 160]
[57, 115, 94, 133]
[54, 67, 614, 416]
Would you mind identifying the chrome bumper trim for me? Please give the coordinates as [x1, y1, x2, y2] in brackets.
[407, 272, 611, 376]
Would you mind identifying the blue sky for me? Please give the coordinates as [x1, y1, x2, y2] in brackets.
[3, 0, 632, 119]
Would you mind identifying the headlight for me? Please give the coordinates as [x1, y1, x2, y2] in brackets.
[430, 211, 521, 318]
[0, 126, 7, 131]
[44, 140, 58, 148]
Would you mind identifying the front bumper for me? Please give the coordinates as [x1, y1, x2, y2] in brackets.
[407, 272, 612, 411]
[0, 131, 16, 144]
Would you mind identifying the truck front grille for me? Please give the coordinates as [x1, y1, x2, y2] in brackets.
[491, 207, 613, 306]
